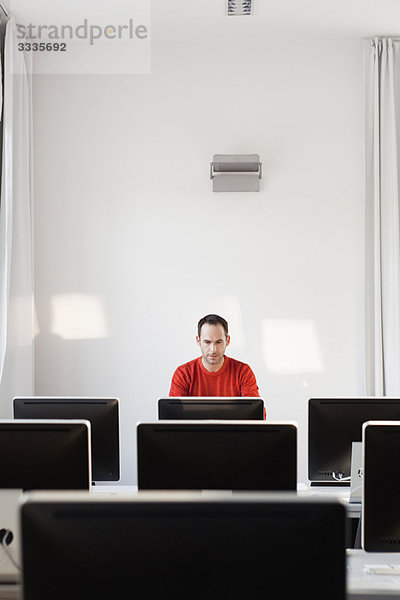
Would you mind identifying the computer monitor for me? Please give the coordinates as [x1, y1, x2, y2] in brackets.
[20, 492, 346, 600]
[137, 421, 297, 491]
[158, 397, 265, 420]
[13, 397, 120, 482]
[308, 397, 400, 483]
[0, 420, 91, 491]
[362, 421, 400, 551]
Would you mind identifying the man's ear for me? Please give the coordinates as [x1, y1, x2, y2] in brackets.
[226, 335, 231, 346]
[196, 336, 201, 346]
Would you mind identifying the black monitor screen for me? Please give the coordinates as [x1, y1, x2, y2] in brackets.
[13, 397, 120, 481]
[0, 420, 90, 491]
[158, 397, 265, 420]
[308, 397, 400, 482]
[363, 421, 400, 551]
[21, 494, 346, 600]
[137, 422, 297, 491]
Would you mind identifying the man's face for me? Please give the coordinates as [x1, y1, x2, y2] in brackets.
[196, 323, 230, 371]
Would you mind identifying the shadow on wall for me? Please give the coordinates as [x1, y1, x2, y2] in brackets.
[34, 292, 110, 394]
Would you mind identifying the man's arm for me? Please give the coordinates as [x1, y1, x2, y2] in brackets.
[239, 364, 266, 418]
[239, 364, 260, 398]
[169, 366, 190, 396]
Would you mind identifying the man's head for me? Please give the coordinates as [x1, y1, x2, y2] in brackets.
[196, 314, 230, 372]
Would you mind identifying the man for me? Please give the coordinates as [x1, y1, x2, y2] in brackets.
[169, 314, 260, 398]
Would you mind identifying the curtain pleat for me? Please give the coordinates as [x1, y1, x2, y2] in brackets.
[365, 38, 400, 395]
[0, 18, 33, 412]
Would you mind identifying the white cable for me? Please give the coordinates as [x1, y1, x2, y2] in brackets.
[332, 472, 351, 482]
[0, 530, 21, 571]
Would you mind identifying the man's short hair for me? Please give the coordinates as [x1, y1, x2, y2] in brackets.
[198, 314, 229, 339]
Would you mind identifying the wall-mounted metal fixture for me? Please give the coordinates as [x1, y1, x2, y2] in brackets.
[210, 154, 262, 192]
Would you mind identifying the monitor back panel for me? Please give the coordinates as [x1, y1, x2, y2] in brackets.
[308, 398, 400, 482]
[158, 397, 264, 420]
[21, 494, 346, 600]
[0, 420, 91, 491]
[137, 421, 297, 491]
[363, 421, 400, 551]
[13, 397, 120, 481]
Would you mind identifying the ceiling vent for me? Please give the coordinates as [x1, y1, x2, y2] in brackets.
[226, 0, 254, 16]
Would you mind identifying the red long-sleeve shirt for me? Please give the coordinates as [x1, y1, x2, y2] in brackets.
[169, 356, 260, 398]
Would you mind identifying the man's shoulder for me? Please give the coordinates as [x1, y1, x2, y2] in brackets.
[174, 357, 201, 372]
[225, 356, 251, 369]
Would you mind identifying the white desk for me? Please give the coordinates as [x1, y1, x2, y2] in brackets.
[0, 584, 20, 599]
[298, 484, 361, 516]
[91, 484, 138, 495]
[1, 488, 396, 600]
[92, 484, 362, 515]
[2, 554, 400, 600]
[300, 487, 400, 597]
[347, 550, 400, 598]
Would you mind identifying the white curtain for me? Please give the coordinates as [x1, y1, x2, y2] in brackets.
[364, 38, 400, 395]
[0, 18, 33, 415]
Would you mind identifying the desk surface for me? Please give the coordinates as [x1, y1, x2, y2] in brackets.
[0, 488, 393, 600]
[2, 550, 398, 599]
[91, 484, 361, 516]
[347, 549, 400, 598]
[92, 484, 138, 495]
[298, 485, 361, 518]
[0, 584, 21, 600]
[92, 483, 352, 498]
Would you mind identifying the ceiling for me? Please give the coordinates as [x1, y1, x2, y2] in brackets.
[3, 0, 400, 43]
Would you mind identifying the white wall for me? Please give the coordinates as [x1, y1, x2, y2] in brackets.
[32, 39, 365, 484]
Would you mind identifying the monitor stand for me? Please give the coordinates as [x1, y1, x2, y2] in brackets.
[349, 441, 363, 502]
